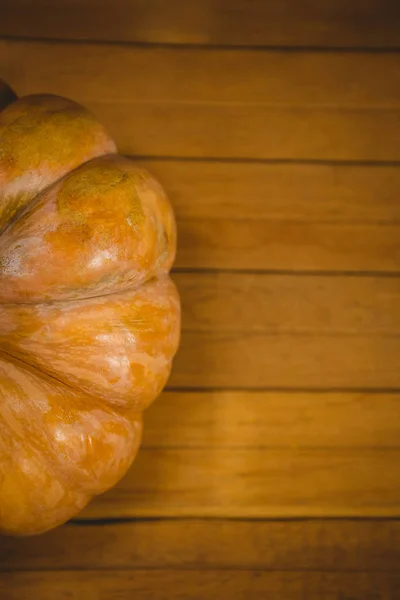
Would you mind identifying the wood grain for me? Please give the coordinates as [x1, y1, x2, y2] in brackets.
[1, 570, 399, 600]
[1, 0, 400, 48]
[78, 448, 400, 519]
[147, 161, 400, 272]
[171, 332, 400, 389]
[2, 41, 400, 161]
[173, 273, 400, 334]
[77, 104, 400, 162]
[168, 272, 400, 388]
[138, 161, 400, 224]
[143, 391, 400, 449]
[3, 42, 400, 106]
[175, 221, 400, 272]
[2, 519, 399, 571]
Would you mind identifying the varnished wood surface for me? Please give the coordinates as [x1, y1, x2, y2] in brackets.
[136, 161, 400, 223]
[171, 332, 400, 388]
[173, 273, 400, 334]
[167, 273, 400, 388]
[2, 41, 400, 161]
[175, 221, 400, 271]
[1, 2, 400, 599]
[143, 391, 400, 448]
[2, 519, 399, 570]
[79, 448, 400, 518]
[1, 0, 400, 48]
[3, 42, 400, 106]
[2, 519, 399, 599]
[2, 569, 399, 600]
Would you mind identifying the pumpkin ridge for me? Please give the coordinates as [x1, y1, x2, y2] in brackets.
[0, 153, 176, 303]
[0, 152, 119, 239]
[0, 356, 143, 490]
[0, 348, 94, 402]
[0, 276, 180, 409]
[0, 93, 117, 230]
[0, 273, 168, 307]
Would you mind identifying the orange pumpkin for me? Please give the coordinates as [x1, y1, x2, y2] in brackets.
[0, 81, 180, 536]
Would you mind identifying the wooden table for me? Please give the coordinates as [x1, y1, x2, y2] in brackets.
[1, 1, 400, 598]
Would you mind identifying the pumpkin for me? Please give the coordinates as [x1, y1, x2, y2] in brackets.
[0, 81, 181, 536]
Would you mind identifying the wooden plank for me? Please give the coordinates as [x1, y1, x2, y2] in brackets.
[3, 42, 400, 107]
[173, 273, 400, 335]
[78, 448, 400, 518]
[175, 221, 400, 273]
[76, 104, 400, 162]
[1, 0, 400, 48]
[143, 391, 400, 449]
[170, 332, 400, 389]
[131, 163, 400, 271]
[2, 41, 400, 161]
[171, 274, 400, 390]
[139, 161, 400, 224]
[1, 570, 399, 600]
[2, 519, 399, 571]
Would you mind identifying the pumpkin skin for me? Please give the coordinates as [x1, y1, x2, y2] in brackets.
[0, 86, 180, 536]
